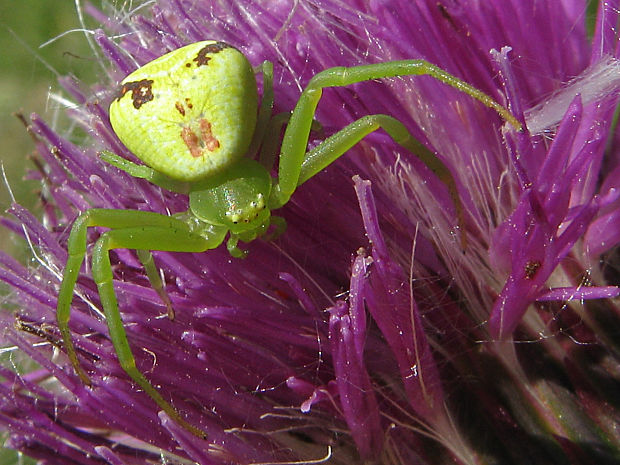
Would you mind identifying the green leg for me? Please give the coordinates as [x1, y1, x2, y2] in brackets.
[272, 59, 522, 206]
[296, 113, 466, 247]
[56, 209, 210, 438]
[99, 151, 190, 194]
[259, 111, 292, 170]
[227, 216, 274, 256]
[264, 215, 287, 241]
[136, 249, 174, 320]
[226, 235, 247, 258]
[259, 112, 323, 171]
[57, 209, 190, 385]
[92, 226, 211, 438]
[298, 114, 453, 184]
[248, 60, 274, 156]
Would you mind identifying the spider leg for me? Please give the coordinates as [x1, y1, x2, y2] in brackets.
[302, 114, 466, 247]
[270, 60, 521, 247]
[248, 60, 274, 156]
[260, 112, 323, 171]
[264, 215, 287, 241]
[259, 111, 292, 170]
[136, 249, 174, 320]
[57, 208, 214, 439]
[57, 209, 189, 385]
[92, 225, 211, 439]
[99, 151, 190, 193]
[272, 59, 521, 206]
[226, 235, 246, 258]
[226, 216, 272, 257]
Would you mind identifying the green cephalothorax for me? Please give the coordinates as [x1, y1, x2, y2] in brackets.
[109, 41, 258, 181]
[57, 40, 522, 440]
[189, 158, 272, 232]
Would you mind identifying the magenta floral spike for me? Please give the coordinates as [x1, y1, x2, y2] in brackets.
[1, 1, 619, 464]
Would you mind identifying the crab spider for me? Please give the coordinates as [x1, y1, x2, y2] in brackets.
[56, 41, 521, 438]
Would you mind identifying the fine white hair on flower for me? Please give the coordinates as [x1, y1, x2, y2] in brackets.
[525, 56, 620, 135]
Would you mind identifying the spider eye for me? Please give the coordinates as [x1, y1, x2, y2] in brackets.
[224, 193, 266, 224]
[189, 159, 271, 232]
[109, 41, 258, 182]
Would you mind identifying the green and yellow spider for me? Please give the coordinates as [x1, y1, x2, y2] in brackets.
[56, 40, 521, 438]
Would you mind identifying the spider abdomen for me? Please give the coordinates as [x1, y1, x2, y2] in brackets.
[109, 41, 258, 182]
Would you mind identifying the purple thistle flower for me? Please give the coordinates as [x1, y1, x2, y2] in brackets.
[1, 1, 619, 464]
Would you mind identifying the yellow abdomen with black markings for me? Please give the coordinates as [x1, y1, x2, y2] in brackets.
[109, 41, 258, 181]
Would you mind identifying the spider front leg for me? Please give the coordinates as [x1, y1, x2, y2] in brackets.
[270, 60, 522, 245]
[57, 208, 224, 439]
[300, 114, 468, 246]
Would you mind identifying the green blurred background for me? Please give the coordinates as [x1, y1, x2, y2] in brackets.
[0, 0, 100, 260]
[0, 1, 101, 462]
